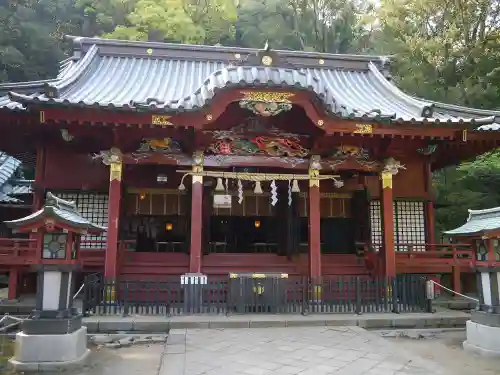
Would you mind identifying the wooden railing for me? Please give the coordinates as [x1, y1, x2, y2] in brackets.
[0, 238, 37, 265]
[394, 243, 474, 266]
[0, 237, 480, 271]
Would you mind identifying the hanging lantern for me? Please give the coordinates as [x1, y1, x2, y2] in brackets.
[177, 182, 186, 191]
[215, 178, 225, 192]
[139, 192, 146, 200]
[254, 220, 261, 228]
[165, 222, 173, 231]
[254, 181, 263, 194]
[291, 180, 300, 193]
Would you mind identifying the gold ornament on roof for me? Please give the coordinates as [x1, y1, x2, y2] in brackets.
[239, 91, 295, 117]
[261, 55, 273, 66]
[240, 91, 295, 103]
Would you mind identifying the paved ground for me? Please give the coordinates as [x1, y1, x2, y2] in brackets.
[42, 326, 500, 375]
[75, 327, 471, 375]
[386, 330, 500, 375]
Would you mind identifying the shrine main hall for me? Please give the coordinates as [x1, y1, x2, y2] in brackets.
[0, 36, 499, 298]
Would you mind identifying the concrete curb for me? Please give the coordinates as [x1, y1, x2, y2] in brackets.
[82, 314, 470, 333]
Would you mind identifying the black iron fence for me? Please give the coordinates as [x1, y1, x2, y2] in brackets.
[82, 274, 429, 316]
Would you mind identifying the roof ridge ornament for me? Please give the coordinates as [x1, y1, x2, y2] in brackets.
[232, 41, 296, 68]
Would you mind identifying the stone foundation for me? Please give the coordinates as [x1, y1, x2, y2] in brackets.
[8, 326, 89, 372]
[463, 320, 500, 357]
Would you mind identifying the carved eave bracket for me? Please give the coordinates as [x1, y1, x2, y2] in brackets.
[191, 151, 204, 184]
[309, 155, 322, 187]
[380, 157, 406, 189]
[92, 148, 123, 181]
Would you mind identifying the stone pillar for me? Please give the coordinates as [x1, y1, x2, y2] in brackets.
[9, 264, 89, 371]
[380, 170, 396, 278]
[308, 156, 322, 281]
[189, 151, 204, 273]
[104, 155, 122, 279]
[463, 266, 500, 356]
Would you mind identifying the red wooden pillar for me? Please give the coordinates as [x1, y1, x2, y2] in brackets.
[424, 161, 436, 245]
[426, 201, 436, 244]
[7, 268, 18, 300]
[33, 146, 47, 211]
[189, 152, 204, 273]
[104, 159, 122, 279]
[308, 164, 321, 280]
[380, 171, 396, 278]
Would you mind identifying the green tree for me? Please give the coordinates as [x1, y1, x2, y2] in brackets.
[0, 1, 82, 82]
[235, 0, 376, 52]
[378, 0, 500, 107]
[82, 0, 237, 44]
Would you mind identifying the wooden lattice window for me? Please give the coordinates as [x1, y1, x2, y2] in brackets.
[369, 200, 382, 252]
[394, 201, 426, 251]
[55, 192, 108, 248]
[369, 200, 426, 252]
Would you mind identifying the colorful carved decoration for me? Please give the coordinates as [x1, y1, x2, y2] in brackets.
[333, 145, 368, 159]
[417, 144, 438, 155]
[208, 136, 308, 157]
[239, 91, 294, 117]
[207, 117, 309, 157]
[326, 145, 379, 170]
[136, 138, 182, 153]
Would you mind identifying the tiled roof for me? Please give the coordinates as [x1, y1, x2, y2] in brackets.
[476, 123, 500, 132]
[444, 207, 500, 236]
[4, 192, 106, 232]
[1, 36, 498, 126]
[0, 57, 75, 111]
[0, 153, 31, 203]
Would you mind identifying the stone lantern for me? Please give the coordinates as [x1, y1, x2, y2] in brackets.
[4, 192, 106, 371]
[445, 207, 500, 356]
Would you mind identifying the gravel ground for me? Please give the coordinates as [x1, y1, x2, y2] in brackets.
[383, 330, 500, 375]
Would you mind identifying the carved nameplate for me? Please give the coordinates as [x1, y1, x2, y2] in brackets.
[151, 115, 173, 126]
[353, 124, 373, 134]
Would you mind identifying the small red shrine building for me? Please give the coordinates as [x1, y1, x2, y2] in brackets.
[0, 36, 499, 299]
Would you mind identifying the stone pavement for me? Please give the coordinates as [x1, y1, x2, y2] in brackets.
[160, 327, 451, 375]
[83, 310, 470, 332]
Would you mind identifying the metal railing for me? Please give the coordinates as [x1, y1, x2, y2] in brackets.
[82, 274, 428, 316]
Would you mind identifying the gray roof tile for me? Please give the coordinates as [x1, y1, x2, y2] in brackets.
[2, 36, 499, 126]
[0, 153, 32, 203]
[445, 207, 500, 236]
[4, 192, 106, 231]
